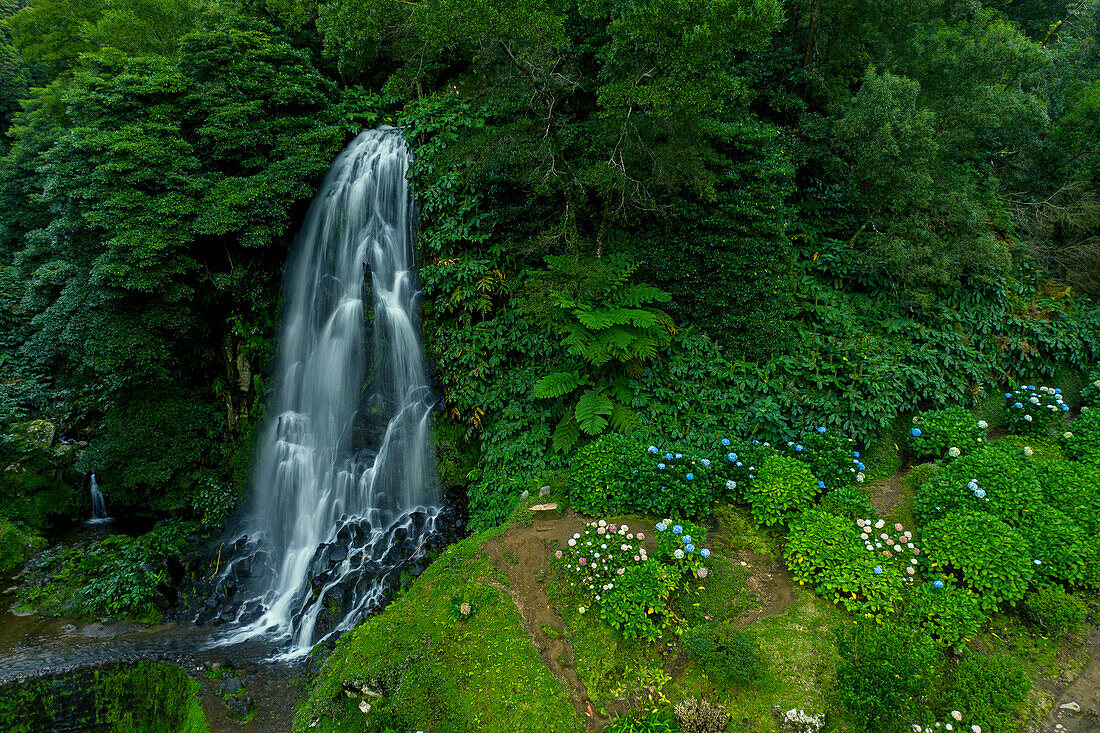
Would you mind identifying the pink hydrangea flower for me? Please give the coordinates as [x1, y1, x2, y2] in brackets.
[951, 711, 962, 722]
[895, 523, 904, 532]
[555, 550, 563, 558]
[697, 568, 708, 578]
[578, 557, 587, 566]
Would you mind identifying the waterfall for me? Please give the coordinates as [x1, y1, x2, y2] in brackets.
[88, 473, 111, 524]
[216, 127, 441, 656]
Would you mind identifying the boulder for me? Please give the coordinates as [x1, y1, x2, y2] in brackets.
[15, 420, 57, 448]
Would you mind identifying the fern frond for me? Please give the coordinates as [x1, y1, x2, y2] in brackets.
[575, 389, 614, 435]
[552, 415, 581, 453]
[533, 370, 585, 399]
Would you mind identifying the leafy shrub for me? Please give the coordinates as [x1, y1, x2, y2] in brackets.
[710, 437, 777, 502]
[779, 427, 862, 488]
[785, 511, 906, 619]
[603, 711, 676, 733]
[557, 519, 681, 641]
[1082, 369, 1100, 407]
[913, 445, 1042, 524]
[1032, 459, 1100, 534]
[819, 485, 876, 519]
[17, 519, 198, 619]
[1063, 407, 1100, 464]
[599, 559, 677, 642]
[0, 519, 45, 575]
[745, 455, 821, 526]
[835, 623, 936, 733]
[908, 406, 987, 460]
[681, 623, 764, 686]
[568, 433, 642, 516]
[921, 511, 1034, 612]
[903, 580, 985, 649]
[654, 518, 709, 568]
[1022, 584, 1087, 636]
[1014, 504, 1089, 586]
[632, 444, 720, 517]
[944, 653, 1030, 733]
[1003, 384, 1069, 434]
[674, 697, 727, 733]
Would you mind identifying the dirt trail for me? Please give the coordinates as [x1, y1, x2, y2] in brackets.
[484, 511, 606, 732]
[730, 551, 794, 627]
[868, 467, 912, 517]
[1034, 626, 1100, 733]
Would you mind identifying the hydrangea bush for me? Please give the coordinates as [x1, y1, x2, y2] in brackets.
[634, 445, 720, 517]
[778, 427, 863, 488]
[745, 455, 822, 526]
[1003, 384, 1069, 434]
[556, 519, 674, 641]
[1063, 407, 1100, 464]
[568, 433, 643, 516]
[902, 580, 985, 650]
[785, 510, 907, 619]
[1082, 369, 1100, 408]
[913, 446, 1042, 525]
[907, 406, 987, 460]
[921, 511, 1035, 612]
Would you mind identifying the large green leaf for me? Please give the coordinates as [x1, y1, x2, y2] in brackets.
[533, 370, 585, 398]
[551, 415, 581, 453]
[575, 389, 614, 435]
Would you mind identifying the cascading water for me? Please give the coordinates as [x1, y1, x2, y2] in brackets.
[87, 473, 111, 524]
[213, 127, 441, 656]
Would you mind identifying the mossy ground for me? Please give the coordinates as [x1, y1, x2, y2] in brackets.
[293, 531, 582, 733]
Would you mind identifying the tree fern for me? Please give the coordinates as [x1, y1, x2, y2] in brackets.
[574, 389, 614, 435]
[533, 370, 585, 398]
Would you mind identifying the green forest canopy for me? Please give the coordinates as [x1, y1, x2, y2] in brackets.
[0, 0, 1097, 528]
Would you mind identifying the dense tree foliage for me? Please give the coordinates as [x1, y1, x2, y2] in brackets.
[0, 0, 1097, 530]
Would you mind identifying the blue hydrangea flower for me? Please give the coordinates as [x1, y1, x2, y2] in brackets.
[933, 580, 944, 589]
[1062, 404, 1069, 411]
[700, 548, 710, 558]
[726, 452, 737, 462]
[873, 566, 883, 575]
[1014, 402, 1023, 409]
[1055, 388, 1062, 394]
[685, 473, 694, 480]
[974, 489, 986, 499]
[795, 444, 804, 452]
[787, 441, 794, 446]
[911, 428, 922, 437]
[857, 462, 865, 470]
[817, 426, 826, 433]
[748, 474, 754, 479]
[673, 524, 683, 533]
[721, 438, 730, 446]
[817, 480, 825, 489]
[648, 446, 658, 454]
[1005, 393, 1012, 398]
[700, 458, 711, 466]
[853, 451, 860, 458]
[736, 461, 743, 467]
[675, 453, 683, 459]
[657, 463, 666, 470]
[685, 544, 695, 553]
[665, 453, 674, 460]
[656, 522, 666, 531]
[682, 535, 692, 544]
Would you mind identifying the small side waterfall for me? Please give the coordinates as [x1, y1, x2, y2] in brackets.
[87, 474, 111, 524]
[214, 127, 442, 656]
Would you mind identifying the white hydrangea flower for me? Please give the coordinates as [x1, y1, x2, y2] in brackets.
[1024, 414, 1033, 422]
[1023, 446, 1034, 457]
[948, 446, 961, 458]
[1064, 431, 1074, 439]
[674, 549, 684, 559]
[857, 472, 865, 483]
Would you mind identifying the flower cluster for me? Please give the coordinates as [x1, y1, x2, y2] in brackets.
[637, 445, 720, 516]
[558, 520, 648, 602]
[965, 478, 988, 501]
[655, 518, 710, 577]
[1004, 384, 1069, 433]
[856, 517, 921, 581]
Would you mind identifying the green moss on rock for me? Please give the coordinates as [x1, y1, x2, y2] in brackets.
[294, 533, 581, 733]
